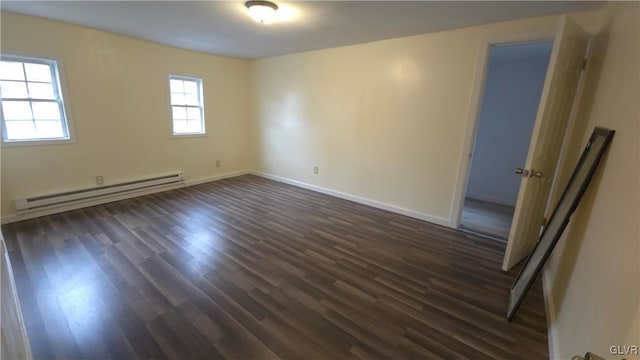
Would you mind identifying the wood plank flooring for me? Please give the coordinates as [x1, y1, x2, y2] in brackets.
[460, 197, 515, 241]
[2, 175, 548, 359]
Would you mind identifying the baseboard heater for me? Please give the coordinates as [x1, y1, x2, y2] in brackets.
[14, 173, 185, 212]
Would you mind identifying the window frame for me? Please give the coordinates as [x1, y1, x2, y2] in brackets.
[168, 75, 206, 137]
[0, 54, 75, 146]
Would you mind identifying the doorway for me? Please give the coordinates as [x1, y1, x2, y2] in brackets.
[460, 40, 553, 240]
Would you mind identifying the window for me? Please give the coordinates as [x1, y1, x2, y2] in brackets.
[0, 56, 72, 143]
[169, 76, 205, 135]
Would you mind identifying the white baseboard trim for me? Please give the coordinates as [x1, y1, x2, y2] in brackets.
[184, 170, 249, 187]
[1, 170, 249, 224]
[250, 170, 453, 228]
[542, 268, 560, 360]
[465, 193, 516, 208]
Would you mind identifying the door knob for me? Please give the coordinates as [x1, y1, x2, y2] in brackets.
[516, 168, 543, 178]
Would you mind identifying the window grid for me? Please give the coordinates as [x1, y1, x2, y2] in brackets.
[0, 56, 70, 143]
[169, 76, 205, 135]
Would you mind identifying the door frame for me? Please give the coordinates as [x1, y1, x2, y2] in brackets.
[1, 236, 32, 359]
[451, 30, 556, 229]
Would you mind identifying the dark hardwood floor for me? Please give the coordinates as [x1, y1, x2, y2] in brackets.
[2, 175, 548, 359]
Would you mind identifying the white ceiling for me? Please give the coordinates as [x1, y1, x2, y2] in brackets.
[1, 1, 603, 59]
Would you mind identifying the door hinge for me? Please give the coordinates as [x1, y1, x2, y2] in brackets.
[581, 58, 589, 70]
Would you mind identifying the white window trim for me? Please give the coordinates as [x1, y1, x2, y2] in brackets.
[168, 75, 206, 138]
[0, 54, 76, 147]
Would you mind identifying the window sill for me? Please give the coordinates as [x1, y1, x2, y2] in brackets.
[170, 133, 207, 139]
[1, 137, 76, 147]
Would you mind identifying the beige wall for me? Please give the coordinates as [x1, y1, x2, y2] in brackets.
[545, 2, 640, 359]
[0, 12, 251, 217]
[249, 13, 595, 224]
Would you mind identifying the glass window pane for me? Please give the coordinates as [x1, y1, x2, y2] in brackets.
[169, 77, 203, 135]
[2, 101, 33, 120]
[24, 63, 52, 83]
[187, 107, 201, 121]
[5, 120, 36, 140]
[1, 58, 70, 142]
[32, 102, 61, 120]
[171, 92, 185, 105]
[35, 120, 64, 138]
[173, 120, 188, 133]
[28, 82, 55, 99]
[169, 79, 183, 93]
[184, 93, 199, 106]
[0, 81, 28, 98]
[0, 62, 25, 81]
[172, 106, 186, 120]
[183, 80, 198, 94]
[187, 120, 202, 133]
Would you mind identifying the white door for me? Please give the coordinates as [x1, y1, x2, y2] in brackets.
[502, 15, 590, 271]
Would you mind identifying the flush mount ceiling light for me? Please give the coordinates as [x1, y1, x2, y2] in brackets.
[245, 0, 278, 24]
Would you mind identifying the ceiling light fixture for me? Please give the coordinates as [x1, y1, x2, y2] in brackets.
[245, 0, 278, 24]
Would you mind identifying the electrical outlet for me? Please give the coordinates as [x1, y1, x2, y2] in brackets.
[216, 160, 221, 168]
[313, 166, 318, 174]
[96, 176, 104, 186]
